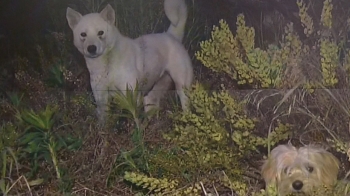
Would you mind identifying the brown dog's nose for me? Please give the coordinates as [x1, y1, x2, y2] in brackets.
[292, 180, 303, 190]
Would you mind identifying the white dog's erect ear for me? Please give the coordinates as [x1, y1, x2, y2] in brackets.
[100, 4, 116, 25]
[66, 7, 82, 30]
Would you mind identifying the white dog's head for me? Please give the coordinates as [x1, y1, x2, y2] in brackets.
[66, 5, 118, 58]
[261, 144, 340, 195]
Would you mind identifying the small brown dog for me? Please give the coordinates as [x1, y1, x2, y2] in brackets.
[261, 144, 340, 195]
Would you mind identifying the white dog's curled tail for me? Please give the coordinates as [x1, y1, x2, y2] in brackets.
[164, 0, 188, 42]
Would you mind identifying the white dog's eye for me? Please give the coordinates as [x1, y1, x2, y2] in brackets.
[283, 167, 289, 174]
[81, 32, 87, 37]
[98, 31, 104, 36]
[306, 166, 314, 173]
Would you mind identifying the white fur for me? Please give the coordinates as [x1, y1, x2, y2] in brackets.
[66, 0, 193, 122]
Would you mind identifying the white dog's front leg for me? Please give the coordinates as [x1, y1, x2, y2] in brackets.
[93, 89, 109, 123]
[90, 77, 109, 123]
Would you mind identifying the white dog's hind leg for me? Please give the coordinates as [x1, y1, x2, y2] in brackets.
[143, 95, 159, 113]
[177, 90, 189, 110]
[170, 70, 193, 111]
[144, 74, 173, 112]
[166, 54, 193, 111]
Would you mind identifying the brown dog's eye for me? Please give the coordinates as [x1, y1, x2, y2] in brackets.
[98, 31, 104, 36]
[81, 32, 87, 37]
[306, 166, 314, 173]
[283, 167, 288, 174]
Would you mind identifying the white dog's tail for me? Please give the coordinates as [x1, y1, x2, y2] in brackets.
[164, 0, 188, 42]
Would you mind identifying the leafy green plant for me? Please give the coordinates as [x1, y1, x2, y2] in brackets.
[0, 147, 19, 195]
[107, 130, 151, 188]
[45, 61, 65, 89]
[6, 92, 24, 110]
[0, 100, 21, 195]
[0, 126, 42, 195]
[109, 85, 143, 130]
[108, 83, 158, 129]
[44, 61, 69, 108]
[107, 85, 155, 187]
[16, 105, 81, 192]
[0, 147, 40, 195]
[0, 123, 18, 152]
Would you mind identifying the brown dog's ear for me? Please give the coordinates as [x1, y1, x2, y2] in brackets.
[100, 4, 115, 25]
[261, 158, 277, 185]
[66, 7, 82, 30]
[319, 151, 340, 185]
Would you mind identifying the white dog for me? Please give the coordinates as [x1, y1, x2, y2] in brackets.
[261, 144, 340, 195]
[66, 0, 193, 122]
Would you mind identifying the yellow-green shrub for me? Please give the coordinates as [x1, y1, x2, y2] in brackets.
[195, 15, 289, 88]
[298, 0, 341, 88]
[123, 0, 350, 195]
[124, 83, 290, 195]
[196, 0, 345, 90]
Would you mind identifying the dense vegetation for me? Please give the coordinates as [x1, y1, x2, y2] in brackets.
[1, 0, 350, 195]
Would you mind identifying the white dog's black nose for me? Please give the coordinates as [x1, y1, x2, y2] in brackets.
[292, 180, 303, 190]
[87, 45, 97, 54]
